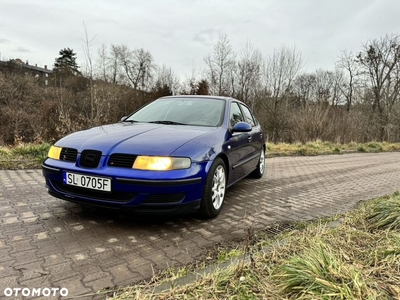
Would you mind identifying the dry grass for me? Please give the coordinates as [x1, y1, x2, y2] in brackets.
[106, 193, 400, 300]
[267, 140, 400, 156]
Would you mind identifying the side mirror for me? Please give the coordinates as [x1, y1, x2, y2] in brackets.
[120, 116, 128, 122]
[232, 122, 252, 133]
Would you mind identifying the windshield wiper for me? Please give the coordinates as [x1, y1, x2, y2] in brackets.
[148, 121, 187, 125]
[123, 119, 139, 123]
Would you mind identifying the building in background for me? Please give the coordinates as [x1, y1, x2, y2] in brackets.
[0, 58, 52, 86]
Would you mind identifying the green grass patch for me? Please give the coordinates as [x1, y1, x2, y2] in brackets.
[367, 142, 383, 151]
[358, 145, 366, 152]
[0, 143, 51, 169]
[333, 147, 341, 154]
[216, 247, 243, 263]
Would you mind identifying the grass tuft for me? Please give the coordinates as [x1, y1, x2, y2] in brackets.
[296, 147, 307, 156]
[275, 241, 369, 299]
[333, 147, 341, 154]
[367, 142, 383, 151]
[358, 145, 366, 152]
[367, 194, 400, 230]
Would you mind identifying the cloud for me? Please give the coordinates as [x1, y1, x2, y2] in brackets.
[1, 0, 399, 79]
[15, 47, 31, 53]
[193, 29, 221, 46]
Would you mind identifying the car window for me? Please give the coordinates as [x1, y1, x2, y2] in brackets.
[230, 103, 244, 127]
[239, 104, 255, 127]
[127, 98, 225, 127]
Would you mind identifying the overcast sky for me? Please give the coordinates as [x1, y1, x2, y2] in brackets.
[1, 0, 399, 81]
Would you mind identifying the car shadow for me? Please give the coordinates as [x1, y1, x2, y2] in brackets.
[60, 201, 200, 226]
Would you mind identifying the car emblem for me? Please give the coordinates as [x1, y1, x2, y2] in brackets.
[84, 153, 96, 164]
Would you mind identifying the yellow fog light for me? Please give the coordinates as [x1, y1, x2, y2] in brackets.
[133, 156, 191, 170]
[48, 146, 62, 160]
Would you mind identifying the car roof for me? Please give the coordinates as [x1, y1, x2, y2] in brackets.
[159, 95, 246, 104]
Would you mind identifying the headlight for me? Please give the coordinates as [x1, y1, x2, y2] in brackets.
[133, 156, 191, 170]
[48, 146, 62, 160]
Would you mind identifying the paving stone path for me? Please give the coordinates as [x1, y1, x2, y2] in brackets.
[0, 153, 399, 298]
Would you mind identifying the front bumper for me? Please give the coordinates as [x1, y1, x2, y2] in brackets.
[42, 158, 211, 215]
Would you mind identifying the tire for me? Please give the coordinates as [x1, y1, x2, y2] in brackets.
[197, 158, 226, 219]
[250, 147, 265, 179]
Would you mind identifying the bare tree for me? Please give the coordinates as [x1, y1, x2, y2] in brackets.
[356, 34, 400, 141]
[262, 45, 302, 143]
[234, 41, 264, 109]
[264, 45, 302, 101]
[204, 34, 236, 96]
[108, 44, 124, 84]
[82, 22, 97, 126]
[293, 73, 317, 107]
[336, 50, 360, 111]
[153, 64, 181, 95]
[314, 69, 340, 105]
[181, 67, 209, 95]
[294, 69, 343, 105]
[96, 44, 109, 82]
[119, 46, 155, 91]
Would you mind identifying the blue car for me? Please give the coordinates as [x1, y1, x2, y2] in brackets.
[42, 95, 265, 218]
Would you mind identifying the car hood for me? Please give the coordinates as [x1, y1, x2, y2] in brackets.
[56, 122, 216, 156]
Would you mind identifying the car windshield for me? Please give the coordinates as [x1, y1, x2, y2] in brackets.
[126, 98, 225, 127]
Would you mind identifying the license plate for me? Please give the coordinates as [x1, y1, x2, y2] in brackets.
[64, 172, 111, 192]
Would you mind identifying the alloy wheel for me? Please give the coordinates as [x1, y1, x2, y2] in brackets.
[211, 165, 226, 210]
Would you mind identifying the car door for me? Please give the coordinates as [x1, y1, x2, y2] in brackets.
[238, 103, 263, 172]
[225, 102, 254, 184]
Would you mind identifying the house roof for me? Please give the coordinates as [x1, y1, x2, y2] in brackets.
[0, 59, 52, 74]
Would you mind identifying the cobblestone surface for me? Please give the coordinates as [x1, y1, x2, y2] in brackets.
[1, 153, 399, 298]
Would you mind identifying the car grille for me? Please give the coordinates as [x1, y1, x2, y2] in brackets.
[52, 181, 137, 202]
[80, 150, 102, 168]
[142, 193, 185, 204]
[108, 154, 137, 168]
[60, 147, 78, 162]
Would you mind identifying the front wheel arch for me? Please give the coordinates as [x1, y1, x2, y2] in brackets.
[215, 153, 230, 183]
